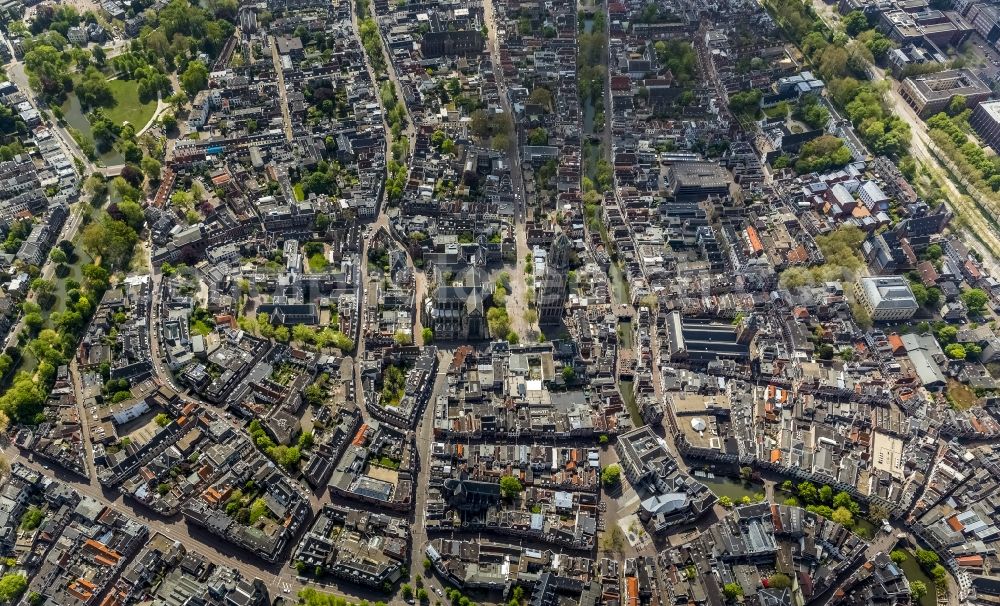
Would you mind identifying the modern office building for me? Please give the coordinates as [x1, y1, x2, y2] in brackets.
[899, 69, 991, 117]
[972, 100, 1000, 151]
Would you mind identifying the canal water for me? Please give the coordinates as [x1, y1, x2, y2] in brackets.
[898, 551, 937, 606]
[619, 379, 642, 426]
[695, 472, 765, 501]
[61, 93, 124, 165]
[609, 261, 629, 304]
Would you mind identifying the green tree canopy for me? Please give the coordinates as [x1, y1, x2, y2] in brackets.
[181, 60, 209, 96]
[601, 464, 621, 486]
[0, 574, 27, 604]
[499, 475, 523, 498]
[723, 582, 743, 601]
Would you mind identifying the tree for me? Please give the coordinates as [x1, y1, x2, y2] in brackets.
[76, 66, 115, 107]
[493, 285, 508, 306]
[524, 309, 538, 326]
[947, 95, 967, 116]
[843, 10, 869, 36]
[819, 484, 833, 504]
[298, 432, 314, 449]
[82, 215, 138, 269]
[527, 127, 548, 145]
[728, 89, 762, 116]
[890, 550, 908, 564]
[0, 574, 27, 604]
[781, 480, 794, 492]
[832, 491, 855, 511]
[936, 324, 959, 344]
[19, 506, 44, 530]
[292, 323, 314, 345]
[797, 481, 818, 504]
[499, 475, 523, 498]
[422, 327, 434, 344]
[181, 60, 209, 95]
[794, 96, 830, 129]
[795, 135, 853, 173]
[909, 580, 927, 600]
[487, 306, 511, 338]
[24, 313, 43, 331]
[768, 573, 792, 589]
[961, 288, 989, 314]
[154, 413, 171, 427]
[31, 278, 55, 298]
[401, 584, 413, 599]
[722, 583, 743, 601]
[161, 112, 178, 132]
[831, 506, 854, 527]
[49, 248, 67, 264]
[719, 495, 733, 508]
[117, 200, 145, 232]
[601, 464, 621, 487]
[141, 156, 162, 181]
[303, 383, 324, 406]
[528, 86, 553, 110]
[944, 343, 967, 360]
[915, 549, 940, 570]
[931, 564, 947, 585]
[249, 498, 270, 523]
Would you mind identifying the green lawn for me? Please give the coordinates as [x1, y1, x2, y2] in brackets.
[103, 80, 157, 128]
[63, 78, 157, 130]
[293, 183, 305, 201]
[764, 102, 790, 118]
[946, 378, 979, 410]
[308, 253, 328, 272]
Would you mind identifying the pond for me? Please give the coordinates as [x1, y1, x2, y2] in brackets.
[61, 93, 124, 166]
[695, 472, 765, 501]
[898, 551, 937, 606]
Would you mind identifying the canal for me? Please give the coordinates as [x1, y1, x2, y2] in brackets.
[695, 472, 765, 501]
[619, 379, 642, 426]
[61, 93, 124, 166]
[609, 261, 629, 304]
[898, 551, 937, 606]
[582, 18, 595, 134]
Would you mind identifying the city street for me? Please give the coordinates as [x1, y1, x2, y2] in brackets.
[483, 0, 533, 340]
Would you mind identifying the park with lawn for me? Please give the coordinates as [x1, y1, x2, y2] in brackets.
[61, 75, 158, 165]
